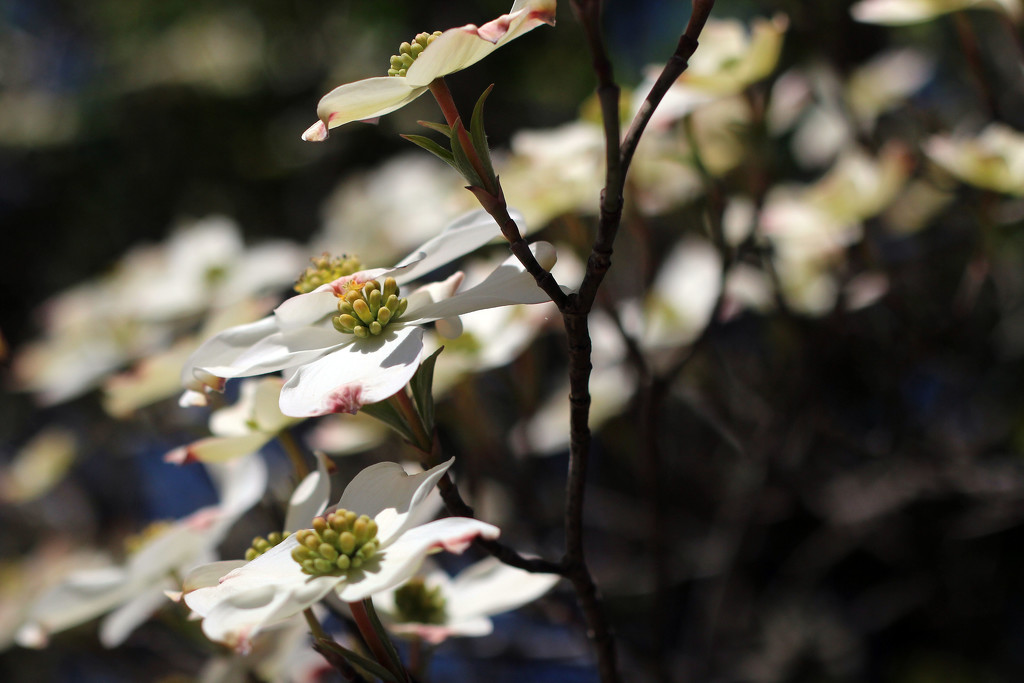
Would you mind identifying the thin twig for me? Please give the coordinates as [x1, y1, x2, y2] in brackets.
[435, 470, 565, 575]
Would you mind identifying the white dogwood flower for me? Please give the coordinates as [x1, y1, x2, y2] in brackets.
[181, 213, 556, 418]
[182, 458, 498, 652]
[374, 557, 559, 644]
[15, 454, 267, 648]
[302, 0, 556, 140]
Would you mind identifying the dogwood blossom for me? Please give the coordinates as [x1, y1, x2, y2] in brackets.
[374, 557, 559, 643]
[182, 458, 499, 651]
[180, 209, 514, 406]
[15, 454, 267, 648]
[633, 15, 788, 126]
[301, 0, 556, 140]
[925, 124, 1024, 196]
[851, 0, 1021, 25]
[181, 213, 556, 418]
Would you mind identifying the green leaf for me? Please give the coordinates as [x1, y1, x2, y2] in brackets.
[450, 119, 484, 188]
[315, 638, 399, 682]
[470, 85, 497, 187]
[362, 599, 407, 681]
[410, 346, 443, 434]
[402, 134, 458, 171]
[416, 120, 452, 138]
[359, 399, 416, 443]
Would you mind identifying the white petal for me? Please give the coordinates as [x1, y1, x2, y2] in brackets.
[250, 377, 299, 433]
[315, 77, 427, 131]
[404, 273, 465, 314]
[284, 452, 332, 532]
[447, 556, 560, 620]
[181, 560, 248, 593]
[210, 327, 345, 378]
[166, 433, 272, 465]
[208, 379, 264, 437]
[206, 453, 269, 521]
[17, 567, 135, 645]
[391, 209, 512, 284]
[338, 458, 455, 545]
[181, 316, 279, 386]
[334, 517, 499, 603]
[184, 539, 341, 650]
[99, 582, 174, 647]
[411, 242, 556, 321]
[277, 326, 424, 417]
[405, 0, 557, 87]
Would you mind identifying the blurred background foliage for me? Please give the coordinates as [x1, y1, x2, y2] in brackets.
[4, 0, 1024, 681]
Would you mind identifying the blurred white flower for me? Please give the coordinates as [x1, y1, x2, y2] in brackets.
[774, 54, 931, 168]
[15, 454, 267, 648]
[373, 557, 559, 643]
[315, 153, 475, 266]
[925, 124, 1024, 196]
[851, 0, 1021, 25]
[635, 15, 788, 126]
[760, 144, 910, 313]
[517, 311, 634, 455]
[14, 216, 304, 406]
[639, 238, 723, 352]
[165, 377, 303, 465]
[0, 427, 77, 504]
[495, 121, 605, 228]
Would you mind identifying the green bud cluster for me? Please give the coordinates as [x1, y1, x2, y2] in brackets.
[294, 253, 363, 294]
[290, 509, 380, 576]
[393, 577, 447, 625]
[388, 31, 443, 77]
[333, 277, 408, 337]
[245, 531, 291, 562]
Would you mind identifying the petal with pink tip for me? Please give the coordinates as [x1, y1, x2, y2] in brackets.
[404, 0, 557, 87]
[314, 77, 428, 135]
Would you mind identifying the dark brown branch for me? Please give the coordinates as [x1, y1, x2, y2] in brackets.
[435, 471, 565, 575]
[467, 182, 568, 308]
[579, 0, 716, 311]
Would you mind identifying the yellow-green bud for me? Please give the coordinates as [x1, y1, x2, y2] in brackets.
[387, 31, 443, 77]
[290, 508, 381, 577]
[394, 577, 448, 625]
[333, 278, 407, 337]
[295, 253, 362, 294]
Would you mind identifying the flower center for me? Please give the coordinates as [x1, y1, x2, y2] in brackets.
[388, 31, 443, 77]
[333, 277, 409, 337]
[245, 531, 291, 562]
[393, 577, 447, 625]
[290, 509, 380, 576]
[295, 253, 363, 294]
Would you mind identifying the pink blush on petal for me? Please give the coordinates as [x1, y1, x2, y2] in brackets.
[325, 384, 364, 415]
[437, 530, 485, 554]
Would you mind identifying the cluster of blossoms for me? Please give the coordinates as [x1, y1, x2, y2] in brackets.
[10, 0, 1024, 680]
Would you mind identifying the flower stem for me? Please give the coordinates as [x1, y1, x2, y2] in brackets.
[388, 389, 432, 454]
[305, 609, 371, 683]
[350, 599, 410, 683]
[304, 607, 328, 640]
[427, 78, 493, 193]
[277, 428, 310, 480]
